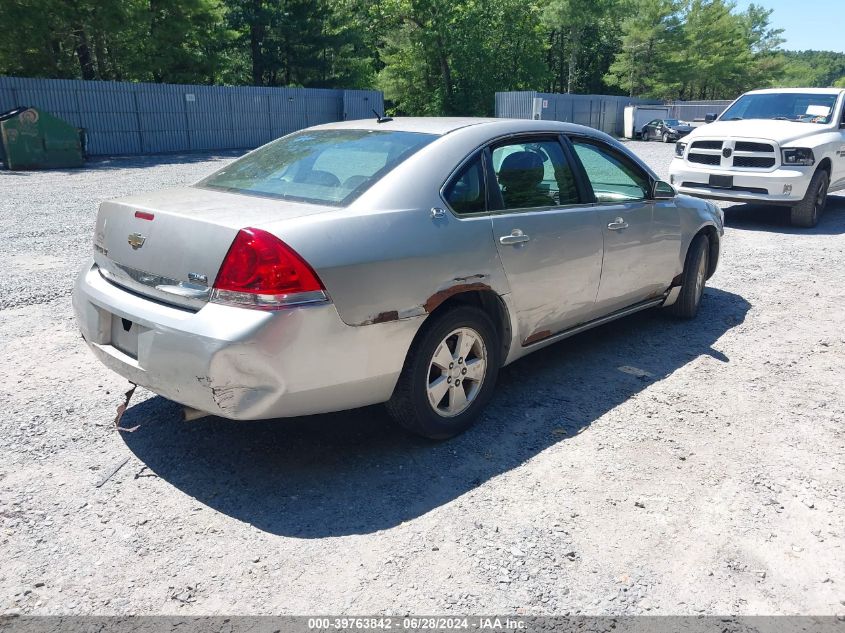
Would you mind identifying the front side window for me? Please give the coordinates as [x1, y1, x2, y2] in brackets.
[198, 129, 436, 206]
[444, 154, 486, 214]
[491, 139, 579, 210]
[721, 93, 838, 124]
[571, 139, 650, 203]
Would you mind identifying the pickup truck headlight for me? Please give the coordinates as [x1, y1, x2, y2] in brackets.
[781, 148, 815, 166]
[675, 141, 686, 158]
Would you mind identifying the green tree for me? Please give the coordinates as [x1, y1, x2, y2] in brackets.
[145, 0, 231, 84]
[604, 0, 681, 98]
[224, 0, 372, 87]
[377, 0, 547, 115]
[779, 51, 845, 87]
[543, 0, 620, 94]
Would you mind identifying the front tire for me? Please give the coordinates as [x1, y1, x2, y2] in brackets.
[386, 306, 500, 440]
[662, 132, 670, 143]
[670, 234, 709, 319]
[790, 169, 829, 228]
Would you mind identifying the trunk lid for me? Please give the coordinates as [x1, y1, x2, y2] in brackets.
[92, 186, 333, 310]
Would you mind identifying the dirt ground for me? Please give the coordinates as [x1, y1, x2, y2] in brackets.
[0, 141, 843, 616]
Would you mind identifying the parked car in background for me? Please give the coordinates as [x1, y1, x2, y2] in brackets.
[642, 118, 694, 142]
[74, 118, 723, 439]
[670, 87, 845, 227]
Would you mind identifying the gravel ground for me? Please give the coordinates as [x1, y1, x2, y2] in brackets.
[1, 141, 843, 616]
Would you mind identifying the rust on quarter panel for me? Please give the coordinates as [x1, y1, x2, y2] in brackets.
[423, 282, 492, 313]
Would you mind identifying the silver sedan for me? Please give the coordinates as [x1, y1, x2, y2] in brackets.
[73, 118, 724, 439]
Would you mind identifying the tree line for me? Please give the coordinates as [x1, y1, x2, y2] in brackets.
[2, 0, 844, 115]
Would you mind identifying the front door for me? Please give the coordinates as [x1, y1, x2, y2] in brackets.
[487, 136, 604, 345]
[569, 137, 681, 314]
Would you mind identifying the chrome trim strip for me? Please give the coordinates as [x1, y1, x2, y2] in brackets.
[97, 259, 208, 311]
[523, 297, 667, 348]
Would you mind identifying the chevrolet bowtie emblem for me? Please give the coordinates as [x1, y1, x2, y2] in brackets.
[127, 232, 146, 250]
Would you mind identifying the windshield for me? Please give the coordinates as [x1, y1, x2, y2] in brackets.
[721, 93, 838, 124]
[664, 119, 681, 126]
[198, 129, 436, 205]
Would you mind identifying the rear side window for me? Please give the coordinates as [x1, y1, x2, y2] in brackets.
[490, 138, 579, 210]
[444, 154, 486, 214]
[198, 129, 436, 206]
[571, 139, 650, 202]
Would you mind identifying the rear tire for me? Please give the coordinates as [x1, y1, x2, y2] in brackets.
[670, 234, 709, 319]
[386, 306, 500, 440]
[790, 169, 829, 228]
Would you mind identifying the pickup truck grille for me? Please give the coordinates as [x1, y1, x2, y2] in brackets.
[733, 156, 776, 168]
[685, 138, 778, 170]
[735, 141, 774, 153]
[690, 140, 723, 150]
[688, 153, 721, 166]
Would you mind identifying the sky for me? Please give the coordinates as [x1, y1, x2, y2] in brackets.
[732, 0, 845, 53]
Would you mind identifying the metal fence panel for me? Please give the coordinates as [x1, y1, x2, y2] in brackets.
[668, 100, 732, 121]
[496, 91, 731, 137]
[343, 90, 382, 120]
[495, 91, 537, 120]
[0, 76, 384, 156]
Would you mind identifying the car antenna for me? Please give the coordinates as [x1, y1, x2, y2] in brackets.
[373, 109, 393, 124]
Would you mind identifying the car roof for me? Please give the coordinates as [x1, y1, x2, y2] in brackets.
[308, 116, 606, 137]
[744, 87, 845, 96]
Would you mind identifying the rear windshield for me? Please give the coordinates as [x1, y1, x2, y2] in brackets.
[197, 129, 436, 206]
[721, 93, 839, 124]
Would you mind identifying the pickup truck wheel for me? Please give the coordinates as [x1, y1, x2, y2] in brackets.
[670, 234, 709, 319]
[790, 169, 829, 228]
[386, 306, 500, 440]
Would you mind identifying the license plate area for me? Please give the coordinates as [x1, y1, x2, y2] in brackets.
[709, 174, 733, 189]
[110, 314, 139, 359]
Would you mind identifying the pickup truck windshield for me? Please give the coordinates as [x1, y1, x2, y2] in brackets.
[721, 93, 838, 124]
[198, 129, 436, 206]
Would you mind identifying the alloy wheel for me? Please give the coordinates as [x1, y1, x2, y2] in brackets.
[426, 327, 487, 417]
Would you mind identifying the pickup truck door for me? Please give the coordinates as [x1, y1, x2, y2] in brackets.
[485, 136, 604, 345]
[568, 136, 681, 314]
[834, 104, 845, 190]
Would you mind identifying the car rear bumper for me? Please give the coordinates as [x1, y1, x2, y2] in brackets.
[669, 159, 813, 205]
[73, 260, 420, 419]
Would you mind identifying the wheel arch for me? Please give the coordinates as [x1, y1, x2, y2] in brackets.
[698, 224, 720, 279]
[817, 156, 832, 176]
[676, 224, 720, 284]
[411, 288, 513, 370]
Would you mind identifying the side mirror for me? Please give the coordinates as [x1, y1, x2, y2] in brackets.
[652, 180, 676, 199]
[704, 113, 717, 123]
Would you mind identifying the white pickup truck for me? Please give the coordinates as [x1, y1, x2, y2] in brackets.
[669, 88, 845, 227]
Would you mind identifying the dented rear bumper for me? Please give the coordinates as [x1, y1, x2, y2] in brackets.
[73, 260, 421, 419]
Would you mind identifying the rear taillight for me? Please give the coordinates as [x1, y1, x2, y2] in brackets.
[211, 228, 328, 310]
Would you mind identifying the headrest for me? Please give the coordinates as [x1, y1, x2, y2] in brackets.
[499, 151, 544, 190]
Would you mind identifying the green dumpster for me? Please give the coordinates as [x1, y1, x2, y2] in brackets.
[0, 107, 85, 170]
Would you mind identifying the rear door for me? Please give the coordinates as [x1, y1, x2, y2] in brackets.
[569, 136, 680, 314]
[484, 135, 603, 345]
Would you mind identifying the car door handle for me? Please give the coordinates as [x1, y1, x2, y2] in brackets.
[607, 218, 629, 230]
[499, 229, 530, 245]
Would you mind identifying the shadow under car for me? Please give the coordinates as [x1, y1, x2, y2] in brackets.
[119, 287, 750, 538]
